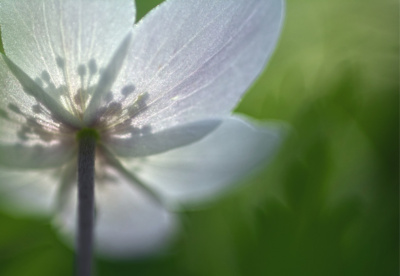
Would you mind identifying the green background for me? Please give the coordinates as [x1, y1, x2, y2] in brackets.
[0, 0, 398, 275]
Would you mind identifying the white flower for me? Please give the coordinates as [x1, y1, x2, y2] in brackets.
[0, 0, 284, 258]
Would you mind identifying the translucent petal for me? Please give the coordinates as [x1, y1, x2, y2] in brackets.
[119, 115, 286, 207]
[104, 119, 221, 157]
[107, 0, 284, 133]
[2, 54, 82, 127]
[54, 163, 177, 258]
[84, 34, 133, 124]
[0, 0, 136, 115]
[0, 166, 66, 216]
[0, 144, 75, 169]
[0, 55, 76, 168]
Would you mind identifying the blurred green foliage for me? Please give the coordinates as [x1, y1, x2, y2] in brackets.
[0, 0, 398, 275]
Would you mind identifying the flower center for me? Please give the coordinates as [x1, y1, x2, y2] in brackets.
[76, 128, 100, 142]
[1, 56, 153, 147]
[40, 56, 152, 138]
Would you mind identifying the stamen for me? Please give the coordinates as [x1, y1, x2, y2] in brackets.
[41, 71, 51, 83]
[32, 104, 42, 114]
[8, 103, 23, 115]
[121, 85, 135, 97]
[56, 56, 65, 69]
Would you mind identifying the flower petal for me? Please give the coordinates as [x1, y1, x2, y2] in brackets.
[0, 166, 66, 216]
[120, 115, 286, 207]
[0, 144, 75, 169]
[0, 0, 135, 114]
[1, 54, 83, 127]
[104, 119, 221, 157]
[0, 56, 76, 168]
[107, 0, 284, 133]
[54, 164, 177, 258]
[83, 34, 133, 124]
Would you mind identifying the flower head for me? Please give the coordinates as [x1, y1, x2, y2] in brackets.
[0, 0, 284, 258]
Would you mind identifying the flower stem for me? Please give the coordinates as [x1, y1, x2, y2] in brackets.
[77, 129, 98, 276]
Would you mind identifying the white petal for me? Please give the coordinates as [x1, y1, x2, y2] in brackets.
[1, 54, 83, 127]
[107, 0, 284, 133]
[83, 34, 133, 124]
[104, 119, 221, 157]
[0, 166, 65, 216]
[0, 0, 135, 113]
[54, 164, 177, 258]
[120, 115, 285, 207]
[0, 56, 76, 168]
[0, 144, 75, 169]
